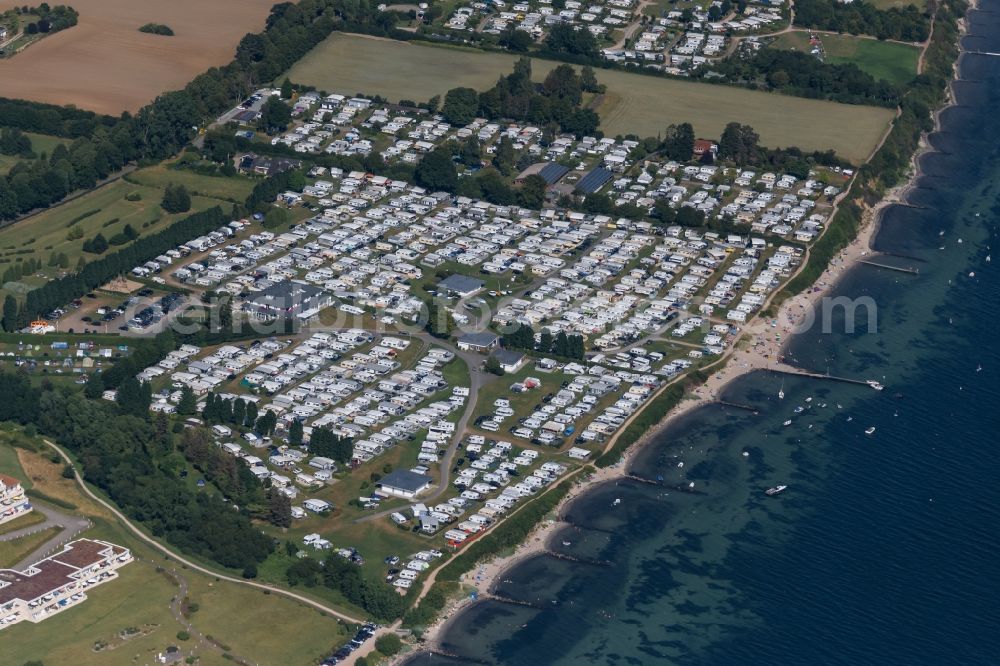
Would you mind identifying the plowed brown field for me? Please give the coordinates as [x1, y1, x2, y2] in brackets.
[0, 0, 275, 114]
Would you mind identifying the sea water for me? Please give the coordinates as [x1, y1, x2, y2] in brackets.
[404, 3, 1000, 662]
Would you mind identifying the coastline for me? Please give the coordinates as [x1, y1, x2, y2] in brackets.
[404, 6, 966, 659]
[413, 167, 904, 654]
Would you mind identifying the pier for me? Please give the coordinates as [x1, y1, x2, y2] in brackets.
[718, 400, 759, 413]
[771, 365, 880, 388]
[859, 260, 920, 274]
[544, 550, 613, 567]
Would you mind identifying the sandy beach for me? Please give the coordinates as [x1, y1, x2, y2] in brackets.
[409, 137, 933, 657]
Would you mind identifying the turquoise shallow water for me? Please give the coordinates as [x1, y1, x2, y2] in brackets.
[405, 6, 1000, 663]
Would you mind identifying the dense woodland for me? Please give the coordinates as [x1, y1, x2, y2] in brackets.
[793, 0, 931, 41]
[0, 372, 274, 572]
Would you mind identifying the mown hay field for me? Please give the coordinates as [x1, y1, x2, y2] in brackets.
[285, 33, 894, 163]
[0, 0, 277, 114]
[771, 31, 920, 86]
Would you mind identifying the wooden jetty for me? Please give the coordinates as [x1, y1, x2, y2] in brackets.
[859, 260, 920, 274]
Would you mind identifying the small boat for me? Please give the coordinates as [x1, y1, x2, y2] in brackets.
[613, 498, 621, 506]
[866, 380, 885, 391]
[794, 406, 804, 413]
[562, 541, 572, 547]
[765, 485, 788, 496]
[805, 397, 813, 403]
[778, 379, 785, 400]
[783, 419, 792, 426]
[847, 416, 853, 422]
[865, 427, 876, 435]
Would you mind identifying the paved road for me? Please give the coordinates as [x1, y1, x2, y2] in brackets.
[2, 500, 91, 570]
[42, 439, 367, 625]
[354, 331, 488, 524]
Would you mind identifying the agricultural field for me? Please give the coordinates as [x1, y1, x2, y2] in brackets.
[0, 177, 232, 300]
[285, 33, 894, 163]
[0, 0, 278, 114]
[0, 437, 353, 666]
[771, 31, 920, 86]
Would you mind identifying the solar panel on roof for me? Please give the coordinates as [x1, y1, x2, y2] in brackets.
[576, 167, 613, 194]
[538, 163, 570, 185]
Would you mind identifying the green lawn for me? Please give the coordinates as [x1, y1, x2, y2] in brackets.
[26, 131, 72, 156]
[0, 525, 62, 567]
[285, 33, 894, 163]
[0, 178, 229, 300]
[771, 31, 920, 86]
[127, 164, 256, 203]
[0, 508, 46, 535]
[0, 132, 71, 174]
[1, 441, 356, 665]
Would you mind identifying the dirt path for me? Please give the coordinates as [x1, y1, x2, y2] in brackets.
[42, 438, 368, 625]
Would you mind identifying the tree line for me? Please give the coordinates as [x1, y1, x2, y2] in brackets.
[699, 48, 903, 107]
[793, 0, 931, 42]
[3, 206, 227, 330]
[503, 323, 586, 360]
[442, 58, 601, 137]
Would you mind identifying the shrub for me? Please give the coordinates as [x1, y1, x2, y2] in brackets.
[139, 23, 175, 36]
[375, 633, 403, 656]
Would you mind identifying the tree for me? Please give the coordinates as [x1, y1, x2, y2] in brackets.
[500, 27, 533, 52]
[162, 183, 192, 213]
[375, 633, 402, 656]
[580, 66, 603, 93]
[2, 295, 17, 332]
[255, 410, 277, 436]
[662, 122, 695, 161]
[676, 206, 706, 227]
[485, 355, 505, 376]
[263, 206, 291, 229]
[177, 386, 197, 415]
[425, 299, 453, 338]
[259, 96, 292, 133]
[543, 64, 583, 106]
[244, 401, 259, 428]
[492, 136, 516, 176]
[653, 199, 677, 225]
[545, 23, 599, 58]
[84, 371, 104, 399]
[442, 87, 479, 125]
[718, 122, 760, 164]
[538, 329, 554, 353]
[268, 489, 292, 528]
[415, 149, 458, 192]
[288, 419, 303, 446]
[560, 108, 599, 137]
[280, 78, 293, 99]
[517, 174, 547, 209]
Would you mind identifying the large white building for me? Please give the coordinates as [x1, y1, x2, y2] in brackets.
[0, 538, 133, 630]
[0, 474, 32, 527]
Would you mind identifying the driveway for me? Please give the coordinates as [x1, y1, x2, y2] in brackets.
[1, 500, 91, 570]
